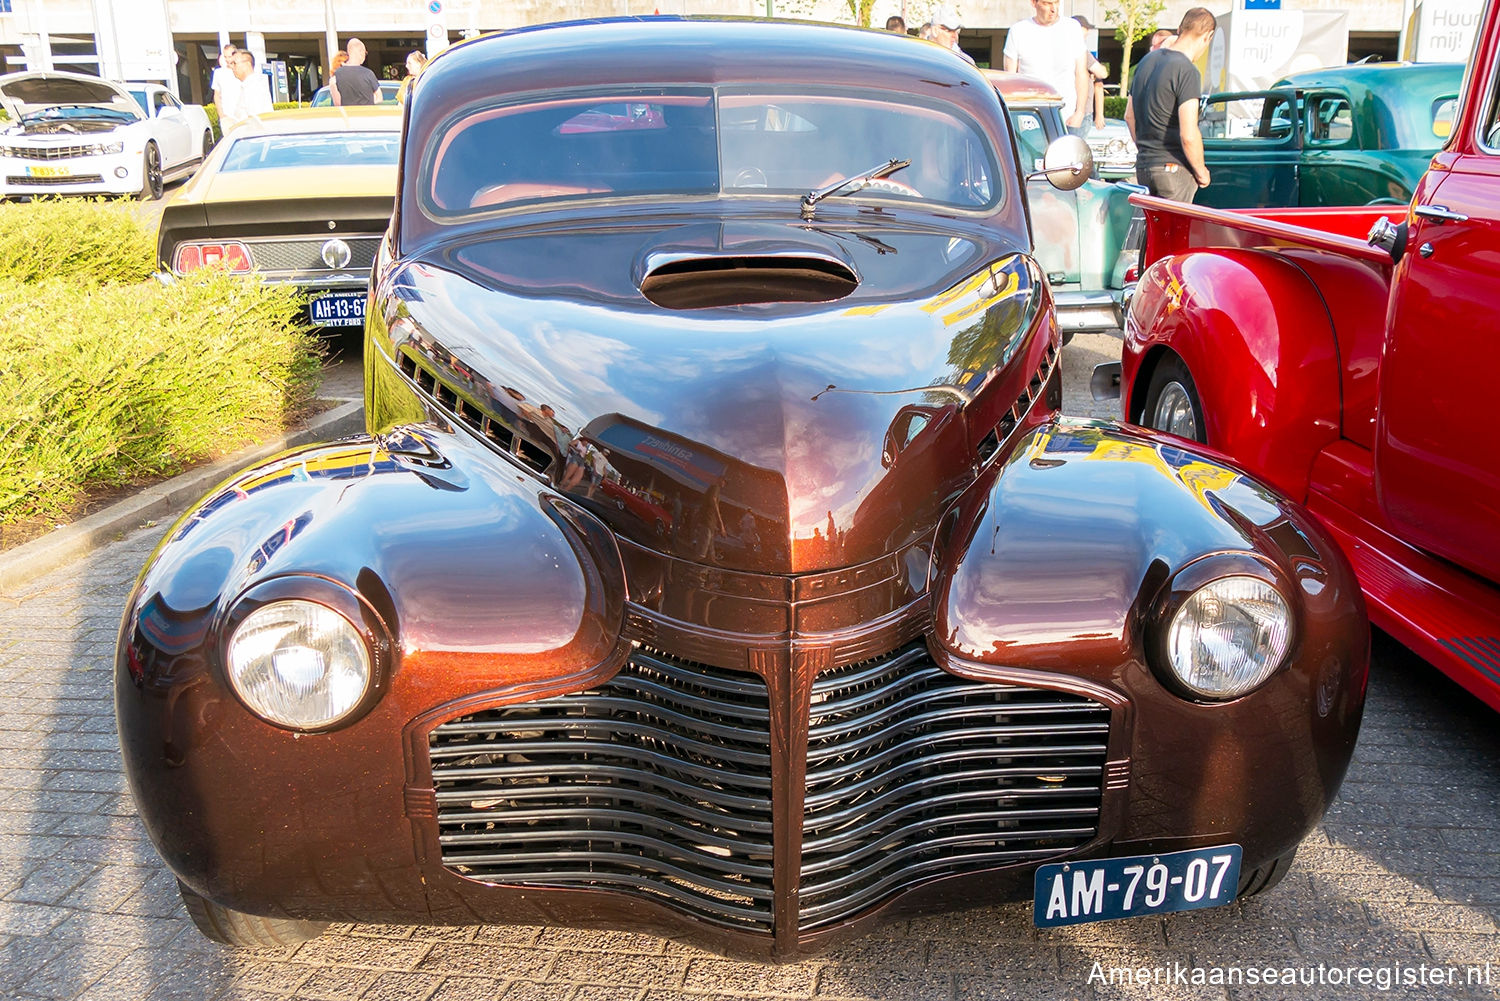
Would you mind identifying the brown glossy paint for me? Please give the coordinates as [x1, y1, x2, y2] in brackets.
[117, 18, 1367, 959]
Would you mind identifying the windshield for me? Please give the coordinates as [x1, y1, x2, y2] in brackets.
[425, 85, 1000, 215]
[220, 132, 401, 171]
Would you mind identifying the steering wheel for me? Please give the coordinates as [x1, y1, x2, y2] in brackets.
[1487, 120, 1500, 149]
[732, 166, 767, 188]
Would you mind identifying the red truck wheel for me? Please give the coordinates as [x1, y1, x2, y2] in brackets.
[1141, 356, 1205, 443]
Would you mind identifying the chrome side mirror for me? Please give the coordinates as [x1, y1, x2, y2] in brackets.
[1367, 217, 1406, 264]
[1026, 135, 1094, 191]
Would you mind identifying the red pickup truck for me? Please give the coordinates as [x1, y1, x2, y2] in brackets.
[1110, 1, 1500, 712]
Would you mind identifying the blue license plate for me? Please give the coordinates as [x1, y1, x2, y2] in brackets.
[309, 291, 366, 328]
[1034, 845, 1242, 927]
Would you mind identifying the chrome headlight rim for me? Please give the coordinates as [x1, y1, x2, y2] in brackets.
[217, 576, 395, 733]
[1148, 554, 1297, 703]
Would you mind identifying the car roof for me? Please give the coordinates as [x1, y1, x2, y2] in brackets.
[415, 17, 998, 122]
[223, 106, 403, 138]
[981, 70, 1064, 107]
[1274, 61, 1464, 103]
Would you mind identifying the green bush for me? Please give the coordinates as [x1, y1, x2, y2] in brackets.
[206, 102, 221, 140]
[273, 101, 312, 110]
[1104, 96, 1127, 120]
[0, 199, 154, 285]
[0, 271, 323, 525]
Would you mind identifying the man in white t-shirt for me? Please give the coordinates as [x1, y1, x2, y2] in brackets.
[1003, 0, 1090, 134]
[211, 45, 239, 112]
[219, 49, 273, 133]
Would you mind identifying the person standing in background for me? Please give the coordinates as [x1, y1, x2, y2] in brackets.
[885, 15, 907, 33]
[1003, 0, 1089, 135]
[211, 44, 238, 112]
[1125, 8, 1217, 202]
[930, 8, 976, 64]
[397, 50, 428, 104]
[220, 49, 272, 132]
[1073, 14, 1108, 130]
[331, 38, 380, 107]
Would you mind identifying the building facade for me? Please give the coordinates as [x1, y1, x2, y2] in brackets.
[0, 0, 1429, 105]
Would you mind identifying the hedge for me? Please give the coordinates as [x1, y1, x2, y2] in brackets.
[0, 202, 325, 531]
[1105, 96, 1127, 120]
[0, 199, 155, 286]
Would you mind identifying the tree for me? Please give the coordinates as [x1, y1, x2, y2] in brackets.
[845, 0, 878, 27]
[1103, 0, 1166, 92]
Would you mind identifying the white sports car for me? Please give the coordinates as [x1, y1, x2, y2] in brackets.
[0, 72, 214, 200]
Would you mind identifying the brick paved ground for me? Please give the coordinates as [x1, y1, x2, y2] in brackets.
[0, 335, 1496, 1000]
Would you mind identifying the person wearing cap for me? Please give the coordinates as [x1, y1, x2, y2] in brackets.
[1003, 0, 1090, 135]
[931, 8, 976, 65]
[1074, 14, 1109, 130]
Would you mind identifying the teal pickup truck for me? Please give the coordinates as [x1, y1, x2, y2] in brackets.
[988, 71, 1136, 336]
[1195, 62, 1463, 208]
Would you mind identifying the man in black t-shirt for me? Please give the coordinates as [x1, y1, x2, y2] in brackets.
[1125, 9, 1216, 202]
[332, 38, 380, 107]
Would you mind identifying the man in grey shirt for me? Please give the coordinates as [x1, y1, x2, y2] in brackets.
[1124, 8, 1216, 202]
[332, 38, 380, 107]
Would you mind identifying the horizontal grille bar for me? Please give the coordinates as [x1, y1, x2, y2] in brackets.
[428, 648, 775, 931]
[3, 144, 95, 160]
[7, 174, 104, 186]
[798, 643, 1109, 930]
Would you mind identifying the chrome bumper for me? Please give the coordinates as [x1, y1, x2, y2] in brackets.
[1054, 289, 1124, 334]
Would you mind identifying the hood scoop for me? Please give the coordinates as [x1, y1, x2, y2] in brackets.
[635, 222, 859, 310]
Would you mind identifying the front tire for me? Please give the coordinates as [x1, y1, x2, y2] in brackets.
[201, 128, 215, 160]
[178, 880, 329, 948]
[139, 143, 164, 201]
[1237, 848, 1297, 898]
[1140, 354, 1205, 443]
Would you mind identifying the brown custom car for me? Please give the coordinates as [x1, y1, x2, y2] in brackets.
[117, 18, 1367, 959]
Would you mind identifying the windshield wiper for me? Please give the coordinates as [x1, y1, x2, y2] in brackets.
[800, 158, 911, 219]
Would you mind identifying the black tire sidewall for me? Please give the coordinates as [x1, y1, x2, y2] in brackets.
[1140, 355, 1206, 444]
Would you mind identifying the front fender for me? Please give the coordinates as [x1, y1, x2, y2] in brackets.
[932, 419, 1367, 865]
[1122, 249, 1342, 501]
[116, 424, 627, 914]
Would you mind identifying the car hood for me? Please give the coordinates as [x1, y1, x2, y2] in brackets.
[377, 212, 1049, 574]
[0, 71, 142, 124]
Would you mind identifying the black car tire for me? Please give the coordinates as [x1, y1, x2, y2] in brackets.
[178, 880, 330, 948]
[202, 128, 215, 159]
[1140, 354, 1205, 443]
[1237, 848, 1297, 898]
[139, 143, 164, 201]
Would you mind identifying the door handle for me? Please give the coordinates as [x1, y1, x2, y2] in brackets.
[1413, 204, 1469, 224]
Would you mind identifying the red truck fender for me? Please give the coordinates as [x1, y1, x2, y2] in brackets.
[1122, 248, 1344, 502]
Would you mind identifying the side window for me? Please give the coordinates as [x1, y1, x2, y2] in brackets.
[1199, 93, 1295, 142]
[1008, 109, 1049, 171]
[153, 91, 170, 113]
[1306, 94, 1353, 146]
[1484, 83, 1500, 151]
[1432, 96, 1458, 139]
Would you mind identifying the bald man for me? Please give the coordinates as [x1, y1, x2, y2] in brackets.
[331, 38, 380, 106]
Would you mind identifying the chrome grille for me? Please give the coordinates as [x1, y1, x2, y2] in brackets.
[248, 237, 380, 273]
[2, 144, 96, 161]
[6, 174, 104, 186]
[428, 649, 775, 931]
[798, 643, 1109, 929]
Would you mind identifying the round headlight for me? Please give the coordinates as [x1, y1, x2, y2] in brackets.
[1105, 138, 1128, 155]
[1165, 575, 1292, 699]
[227, 600, 372, 730]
